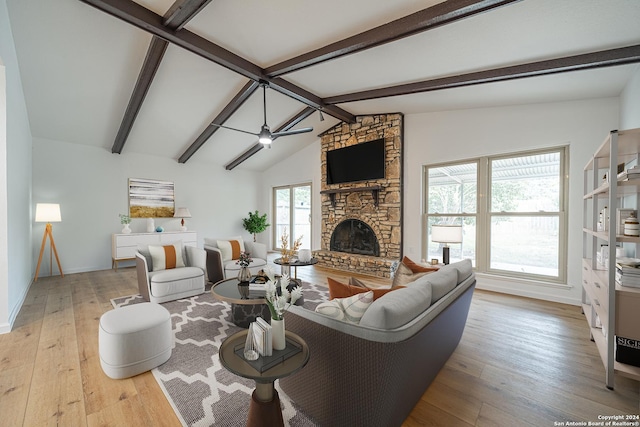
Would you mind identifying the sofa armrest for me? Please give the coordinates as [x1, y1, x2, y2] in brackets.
[186, 246, 206, 271]
[204, 247, 224, 284]
[245, 241, 267, 261]
[135, 252, 151, 301]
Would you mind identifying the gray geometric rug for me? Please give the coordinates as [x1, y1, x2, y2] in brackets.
[111, 281, 329, 427]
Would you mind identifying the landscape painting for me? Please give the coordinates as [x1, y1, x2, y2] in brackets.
[128, 178, 175, 218]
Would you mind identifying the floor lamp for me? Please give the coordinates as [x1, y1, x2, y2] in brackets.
[34, 203, 64, 281]
[431, 224, 462, 265]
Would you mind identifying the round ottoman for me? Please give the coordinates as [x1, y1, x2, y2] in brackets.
[99, 302, 173, 379]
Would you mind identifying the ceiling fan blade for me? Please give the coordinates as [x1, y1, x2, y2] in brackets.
[271, 127, 314, 138]
[210, 123, 259, 137]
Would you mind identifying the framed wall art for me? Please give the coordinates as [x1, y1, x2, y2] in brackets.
[128, 178, 175, 218]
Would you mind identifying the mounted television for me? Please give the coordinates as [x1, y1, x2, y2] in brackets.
[326, 138, 386, 185]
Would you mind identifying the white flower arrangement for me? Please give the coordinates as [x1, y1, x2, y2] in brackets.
[263, 267, 302, 321]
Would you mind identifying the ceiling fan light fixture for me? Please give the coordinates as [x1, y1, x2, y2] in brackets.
[258, 126, 272, 145]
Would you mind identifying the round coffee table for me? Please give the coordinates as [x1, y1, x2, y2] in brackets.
[219, 330, 309, 427]
[211, 277, 270, 327]
[273, 257, 318, 285]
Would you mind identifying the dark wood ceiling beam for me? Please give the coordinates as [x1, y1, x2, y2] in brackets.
[112, 36, 168, 154]
[178, 80, 260, 163]
[225, 106, 315, 170]
[265, 0, 522, 77]
[79, 0, 356, 124]
[111, 0, 212, 154]
[325, 44, 640, 104]
[163, 0, 212, 30]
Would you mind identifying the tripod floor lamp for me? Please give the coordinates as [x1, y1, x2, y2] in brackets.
[34, 203, 64, 281]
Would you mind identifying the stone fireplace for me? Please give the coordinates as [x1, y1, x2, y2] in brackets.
[316, 114, 403, 278]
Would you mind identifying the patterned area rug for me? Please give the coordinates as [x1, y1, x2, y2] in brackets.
[111, 281, 329, 427]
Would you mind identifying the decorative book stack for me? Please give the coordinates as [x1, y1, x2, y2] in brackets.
[615, 260, 640, 288]
[252, 317, 272, 357]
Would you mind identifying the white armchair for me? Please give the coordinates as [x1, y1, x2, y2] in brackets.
[136, 243, 206, 303]
[204, 236, 267, 283]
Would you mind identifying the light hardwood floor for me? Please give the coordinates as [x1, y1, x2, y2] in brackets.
[1, 261, 638, 426]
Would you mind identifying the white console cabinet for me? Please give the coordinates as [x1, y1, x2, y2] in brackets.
[112, 231, 197, 270]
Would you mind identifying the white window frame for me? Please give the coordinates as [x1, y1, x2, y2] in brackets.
[272, 182, 313, 251]
[423, 146, 569, 284]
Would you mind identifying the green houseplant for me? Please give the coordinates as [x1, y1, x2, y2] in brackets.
[242, 210, 270, 242]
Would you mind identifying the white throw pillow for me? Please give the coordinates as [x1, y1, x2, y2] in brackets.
[216, 237, 245, 261]
[148, 242, 185, 271]
[315, 291, 374, 324]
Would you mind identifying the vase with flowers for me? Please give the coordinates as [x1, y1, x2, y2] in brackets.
[119, 214, 131, 234]
[236, 251, 253, 284]
[263, 267, 302, 350]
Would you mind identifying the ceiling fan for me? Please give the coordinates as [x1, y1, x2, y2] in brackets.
[211, 82, 313, 145]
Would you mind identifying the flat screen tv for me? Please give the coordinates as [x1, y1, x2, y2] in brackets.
[326, 139, 385, 185]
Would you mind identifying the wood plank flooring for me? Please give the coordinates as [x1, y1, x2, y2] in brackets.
[0, 260, 638, 426]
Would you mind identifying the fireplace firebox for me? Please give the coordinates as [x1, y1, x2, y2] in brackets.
[330, 219, 380, 257]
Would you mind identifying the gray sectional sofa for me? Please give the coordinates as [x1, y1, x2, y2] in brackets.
[279, 259, 476, 427]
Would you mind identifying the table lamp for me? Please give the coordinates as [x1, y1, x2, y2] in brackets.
[431, 224, 462, 265]
[174, 207, 192, 231]
[34, 203, 64, 280]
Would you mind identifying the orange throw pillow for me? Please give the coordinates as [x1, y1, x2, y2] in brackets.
[327, 277, 401, 300]
[402, 256, 439, 273]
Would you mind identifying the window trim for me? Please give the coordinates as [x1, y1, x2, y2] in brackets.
[423, 146, 569, 284]
[272, 182, 313, 251]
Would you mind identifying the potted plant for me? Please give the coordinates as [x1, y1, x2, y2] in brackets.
[242, 210, 270, 242]
[119, 214, 132, 234]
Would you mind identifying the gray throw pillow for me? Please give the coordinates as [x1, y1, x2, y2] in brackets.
[359, 281, 432, 330]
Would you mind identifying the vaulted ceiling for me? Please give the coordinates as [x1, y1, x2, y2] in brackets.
[6, 0, 640, 171]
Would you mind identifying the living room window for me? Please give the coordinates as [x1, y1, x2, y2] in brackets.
[273, 183, 312, 251]
[424, 147, 568, 283]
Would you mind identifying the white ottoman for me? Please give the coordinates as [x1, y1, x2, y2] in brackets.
[99, 302, 173, 379]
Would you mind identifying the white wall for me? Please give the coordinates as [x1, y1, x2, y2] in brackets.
[620, 65, 640, 130]
[32, 137, 262, 274]
[259, 141, 322, 251]
[0, 0, 33, 333]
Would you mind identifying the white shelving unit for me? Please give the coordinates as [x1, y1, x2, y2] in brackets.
[582, 128, 640, 389]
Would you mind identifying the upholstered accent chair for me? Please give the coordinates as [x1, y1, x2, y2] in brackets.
[135, 242, 206, 303]
[204, 236, 267, 284]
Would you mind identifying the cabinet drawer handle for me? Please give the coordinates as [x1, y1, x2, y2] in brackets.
[583, 279, 588, 285]
[583, 266, 588, 271]
[594, 299, 600, 307]
[594, 282, 601, 288]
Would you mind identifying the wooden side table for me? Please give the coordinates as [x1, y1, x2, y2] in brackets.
[219, 330, 310, 427]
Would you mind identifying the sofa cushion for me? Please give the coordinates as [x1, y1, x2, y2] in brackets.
[359, 281, 433, 329]
[408, 268, 457, 303]
[315, 291, 374, 324]
[391, 262, 433, 287]
[328, 277, 401, 301]
[148, 242, 186, 271]
[438, 259, 473, 283]
[217, 238, 244, 261]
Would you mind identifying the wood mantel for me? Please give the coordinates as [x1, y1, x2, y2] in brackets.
[320, 186, 382, 208]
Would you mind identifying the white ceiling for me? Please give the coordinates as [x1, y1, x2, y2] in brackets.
[6, 0, 640, 171]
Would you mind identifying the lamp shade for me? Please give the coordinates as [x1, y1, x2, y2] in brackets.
[35, 203, 61, 222]
[173, 207, 192, 218]
[431, 225, 462, 244]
